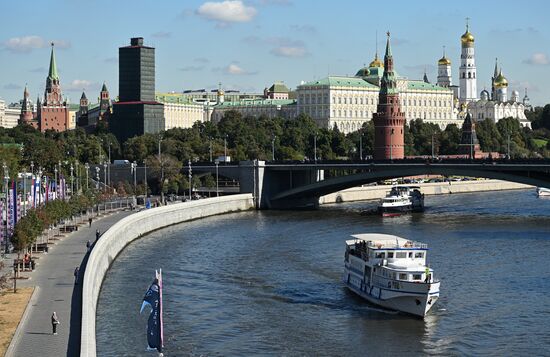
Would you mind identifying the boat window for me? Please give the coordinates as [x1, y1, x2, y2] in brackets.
[415, 252, 424, 258]
[408, 252, 413, 258]
[399, 273, 408, 280]
[375, 252, 385, 259]
[396, 252, 406, 258]
[413, 274, 422, 280]
[387, 251, 394, 258]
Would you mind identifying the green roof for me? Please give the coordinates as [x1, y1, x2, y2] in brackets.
[48, 44, 59, 80]
[269, 82, 289, 93]
[215, 99, 296, 108]
[407, 80, 450, 92]
[300, 76, 378, 89]
[155, 93, 195, 104]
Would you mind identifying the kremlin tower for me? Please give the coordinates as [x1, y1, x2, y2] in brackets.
[436, 47, 452, 88]
[19, 85, 36, 127]
[373, 32, 405, 160]
[38, 43, 69, 132]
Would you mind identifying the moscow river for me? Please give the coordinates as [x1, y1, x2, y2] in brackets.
[96, 189, 550, 356]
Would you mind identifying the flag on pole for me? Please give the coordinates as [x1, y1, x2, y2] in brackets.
[140, 269, 164, 354]
[12, 180, 17, 226]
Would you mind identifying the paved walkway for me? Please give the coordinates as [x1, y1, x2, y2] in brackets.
[5, 210, 134, 357]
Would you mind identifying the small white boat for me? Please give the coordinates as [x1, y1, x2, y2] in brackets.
[343, 233, 440, 318]
[377, 186, 425, 217]
[537, 187, 550, 197]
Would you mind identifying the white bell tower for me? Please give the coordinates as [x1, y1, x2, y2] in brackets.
[459, 18, 477, 104]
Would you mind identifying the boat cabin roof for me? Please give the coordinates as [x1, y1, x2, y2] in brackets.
[347, 233, 428, 250]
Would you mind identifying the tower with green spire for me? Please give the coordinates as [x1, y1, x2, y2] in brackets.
[373, 32, 405, 160]
[40, 42, 69, 132]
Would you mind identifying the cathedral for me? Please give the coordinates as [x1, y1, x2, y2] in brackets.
[447, 20, 531, 128]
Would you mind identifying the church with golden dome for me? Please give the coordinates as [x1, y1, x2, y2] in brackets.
[449, 20, 530, 128]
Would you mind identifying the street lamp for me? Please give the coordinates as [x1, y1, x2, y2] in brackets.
[85, 163, 89, 190]
[103, 162, 107, 192]
[431, 133, 435, 159]
[3, 162, 8, 254]
[75, 161, 79, 194]
[108, 141, 111, 187]
[314, 134, 318, 162]
[506, 130, 511, 159]
[359, 130, 363, 161]
[224, 134, 228, 160]
[131, 161, 137, 193]
[271, 135, 276, 161]
[54, 164, 58, 197]
[215, 159, 219, 197]
[144, 159, 148, 197]
[158, 134, 164, 203]
[209, 138, 213, 162]
[188, 159, 192, 199]
[70, 164, 74, 197]
[95, 167, 100, 190]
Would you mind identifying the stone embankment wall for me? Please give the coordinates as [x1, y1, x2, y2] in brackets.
[80, 194, 254, 357]
[320, 180, 533, 204]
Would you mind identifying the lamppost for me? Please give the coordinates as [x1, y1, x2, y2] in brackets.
[54, 164, 58, 196]
[75, 161, 79, 194]
[85, 163, 89, 190]
[144, 159, 148, 197]
[95, 167, 100, 190]
[209, 137, 213, 162]
[224, 134, 228, 160]
[103, 161, 107, 192]
[188, 159, 192, 199]
[314, 134, 318, 162]
[359, 130, 363, 161]
[3, 162, 8, 254]
[506, 130, 511, 159]
[70, 164, 74, 197]
[37, 167, 42, 206]
[30, 161, 35, 209]
[215, 159, 219, 197]
[108, 141, 111, 187]
[158, 134, 164, 202]
[271, 135, 276, 161]
[131, 161, 137, 193]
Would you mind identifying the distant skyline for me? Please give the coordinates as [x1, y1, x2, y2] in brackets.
[1, 0, 549, 106]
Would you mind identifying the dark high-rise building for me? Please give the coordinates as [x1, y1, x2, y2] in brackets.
[119, 37, 155, 102]
[110, 37, 164, 143]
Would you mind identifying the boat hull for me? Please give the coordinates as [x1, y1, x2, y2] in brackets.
[344, 278, 439, 318]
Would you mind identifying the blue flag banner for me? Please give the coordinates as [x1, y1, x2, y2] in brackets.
[140, 269, 163, 353]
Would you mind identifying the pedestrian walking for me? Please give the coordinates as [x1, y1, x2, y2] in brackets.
[86, 240, 91, 251]
[88, 217, 93, 227]
[74, 266, 79, 285]
[51, 312, 60, 335]
[95, 229, 101, 242]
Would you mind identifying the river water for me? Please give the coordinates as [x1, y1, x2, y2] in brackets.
[96, 189, 550, 356]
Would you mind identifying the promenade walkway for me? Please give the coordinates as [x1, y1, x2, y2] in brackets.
[5, 210, 133, 357]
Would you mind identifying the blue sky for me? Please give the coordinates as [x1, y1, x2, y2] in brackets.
[1, 0, 549, 106]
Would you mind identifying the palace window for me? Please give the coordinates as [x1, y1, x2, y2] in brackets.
[413, 274, 422, 280]
[399, 273, 408, 280]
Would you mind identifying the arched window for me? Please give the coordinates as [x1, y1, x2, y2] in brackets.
[468, 72, 471, 78]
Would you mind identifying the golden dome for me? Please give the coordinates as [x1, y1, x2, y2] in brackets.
[217, 89, 225, 95]
[369, 54, 384, 68]
[438, 56, 451, 65]
[494, 70, 508, 88]
[461, 30, 474, 45]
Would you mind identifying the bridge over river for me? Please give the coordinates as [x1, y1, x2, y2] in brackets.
[189, 159, 550, 209]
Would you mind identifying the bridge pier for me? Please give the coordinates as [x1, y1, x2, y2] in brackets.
[239, 161, 323, 209]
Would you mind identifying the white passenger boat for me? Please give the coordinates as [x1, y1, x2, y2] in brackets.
[343, 233, 440, 318]
[377, 186, 424, 216]
[536, 187, 550, 197]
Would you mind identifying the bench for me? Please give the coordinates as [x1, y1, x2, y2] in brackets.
[13, 258, 36, 272]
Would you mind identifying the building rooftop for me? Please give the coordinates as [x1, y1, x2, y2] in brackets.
[300, 76, 378, 89]
[407, 80, 449, 92]
[215, 99, 296, 107]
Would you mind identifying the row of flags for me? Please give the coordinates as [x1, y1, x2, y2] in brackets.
[0, 175, 68, 245]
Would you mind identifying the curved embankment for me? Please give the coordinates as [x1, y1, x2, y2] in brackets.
[80, 194, 254, 357]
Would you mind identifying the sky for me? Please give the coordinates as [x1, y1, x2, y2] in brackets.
[1, 0, 549, 106]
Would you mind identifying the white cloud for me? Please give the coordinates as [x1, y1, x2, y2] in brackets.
[523, 53, 549, 65]
[3, 83, 22, 90]
[64, 79, 99, 92]
[180, 65, 205, 72]
[197, 1, 257, 25]
[216, 63, 257, 75]
[52, 40, 71, 49]
[4, 36, 45, 53]
[270, 46, 307, 58]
